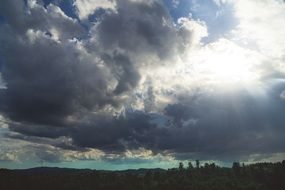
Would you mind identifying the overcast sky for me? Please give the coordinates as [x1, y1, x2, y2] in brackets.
[0, 0, 285, 169]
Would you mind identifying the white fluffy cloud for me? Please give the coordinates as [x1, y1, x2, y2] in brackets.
[178, 17, 208, 46]
[232, 0, 285, 58]
[74, 0, 116, 19]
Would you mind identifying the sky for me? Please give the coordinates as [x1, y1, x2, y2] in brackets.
[0, 0, 285, 170]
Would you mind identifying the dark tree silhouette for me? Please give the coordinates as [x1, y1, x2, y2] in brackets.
[196, 159, 200, 169]
[188, 161, 194, 170]
[232, 162, 241, 177]
[0, 161, 285, 190]
[179, 162, 184, 172]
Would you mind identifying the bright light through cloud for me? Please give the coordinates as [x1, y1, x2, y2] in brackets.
[195, 48, 258, 84]
[183, 39, 264, 87]
[202, 54, 254, 83]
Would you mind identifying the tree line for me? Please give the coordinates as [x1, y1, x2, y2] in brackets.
[0, 160, 285, 190]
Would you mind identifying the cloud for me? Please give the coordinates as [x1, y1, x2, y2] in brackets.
[159, 85, 285, 160]
[0, 0, 196, 126]
[0, 0, 83, 38]
[0, 31, 118, 125]
[0, 0, 195, 158]
[73, 0, 116, 20]
[0, 136, 105, 163]
[0, 152, 19, 162]
[231, 0, 285, 58]
[1, 0, 285, 165]
[178, 17, 208, 46]
[280, 90, 285, 100]
[172, 0, 180, 8]
[8, 85, 285, 162]
[89, 0, 186, 60]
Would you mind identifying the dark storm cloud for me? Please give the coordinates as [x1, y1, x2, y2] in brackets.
[0, 0, 116, 125]
[0, 0, 83, 38]
[90, 0, 185, 60]
[158, 85, 285, 160]
[0, 0, 183, 156]
[143, 85, 156, 113]
[101, 53, 140, 95]
[8, 110, 162, 154]
[9, 84, 285, 161]
[6, 132, 79, 151]
[0, 32, 115, 125]
[0, 0, 185, 125]
[69, 111, 160, 152]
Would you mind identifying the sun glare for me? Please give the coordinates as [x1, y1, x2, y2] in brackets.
[203, 54, 255, 83]
[190, 41, 261, 86]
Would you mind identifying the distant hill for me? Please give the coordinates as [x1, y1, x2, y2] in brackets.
[13, 167, 92, 173]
